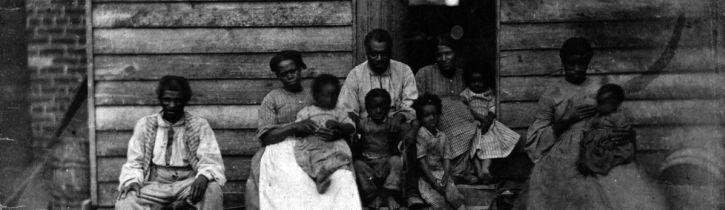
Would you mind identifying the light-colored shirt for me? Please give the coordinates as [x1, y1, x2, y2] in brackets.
[415, 65, 465, 98]
[257, 88, 312, 141]
[525, 77, 603, 162]
[338, 60, 418, 120]
[119, 113, 226, 189]
[416, 127, 454, 171]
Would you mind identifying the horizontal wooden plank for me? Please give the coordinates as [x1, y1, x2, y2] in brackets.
[94, 27, 352, 54]
[97, 181, 246, 207]
[97, 156, 251, 182]
[499, 99, 725, 128]
[96, 129, 260, 156]
[637, 151, 668, 178]
[93, 1, 352, 28]
[499, 47, 715, 76]
[93, 0, 340, 2]
[94, 52, 352, 80]
[500, 18, 710, 50]
[512, 125, 725, 151]
[95, 79, 348, 105]
[95, 105, 257, 130]
[500, 73, 725, 102]
[500, 0, 709, 23]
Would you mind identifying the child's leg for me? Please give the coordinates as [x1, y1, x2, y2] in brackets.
[444, 178, 467, 210]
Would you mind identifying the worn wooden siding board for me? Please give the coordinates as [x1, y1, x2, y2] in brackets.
[96, 79, 343, 105]
[97, 156, 251, 182]
[95, 106, 258, 130]
[94, 52, 352, 80]
[93, 27, 352, 54]
[93, 1, 352, 28]
[96, 129, 260, 156]
[512, 125, 725, 151]
[500, 19, 711, 50]
[97, 181, 246, 207]
[499, 99, 724, 128]
[499, 47, 716, 76]
[499, 73, 725, 102]
[500, 0, 709, 23]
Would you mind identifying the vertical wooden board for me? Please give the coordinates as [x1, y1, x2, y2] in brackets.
[353, 0, 408, 63]
[500, 0, 709, 23]
[499, 19, 710, 50]
[499, 47, 716, 76]
[95, 105, 258, 130]
[93, 1, 352, 28]
[94, 52, 353, 80]
[499, 73, 725, 102]
[93, 27, 352, 54]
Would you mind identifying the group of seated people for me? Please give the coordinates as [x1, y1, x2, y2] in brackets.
[114, 29, 667, 210]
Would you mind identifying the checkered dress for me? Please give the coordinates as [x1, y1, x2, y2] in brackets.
[438, 98, 477, 158]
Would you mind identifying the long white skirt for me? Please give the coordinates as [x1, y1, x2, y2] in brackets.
[259, 139, 362, 210]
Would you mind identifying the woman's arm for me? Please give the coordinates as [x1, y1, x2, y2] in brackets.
[260, 120, 315, 146]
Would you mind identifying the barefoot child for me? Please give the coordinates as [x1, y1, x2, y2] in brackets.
[460, 69, 520, 183]
[577, 84, 636, 176]
[353, 88, 405, 209]
[414, 93, 467, 210]
[294, 74, 356, 193]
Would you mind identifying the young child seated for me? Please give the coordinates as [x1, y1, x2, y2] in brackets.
[460, 69, 520, 183]
[577, 84, 636, 176]
[352, 88, 405, 209]
[414, 93, 467, 210]
[293, 74, 356, 193]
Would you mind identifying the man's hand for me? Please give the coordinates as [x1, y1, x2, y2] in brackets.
[117, 182, 141, 200]
[292, 119, 317, 136]
[189, 176, 209, 203]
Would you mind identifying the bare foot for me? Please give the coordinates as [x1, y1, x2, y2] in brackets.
[316, 178, 331, 193]
[369, 196, 383, 209]
[386, 195, 401, 209]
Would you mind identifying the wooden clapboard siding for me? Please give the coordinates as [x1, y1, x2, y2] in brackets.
[94, 52, 352, 80]
[96, 129, 260, 156]
[95, 105, 258, 130]
[93, 1, 352, 28]
[96, 78, 343, 105]
[500, 0, 709, 23]
[97, 156, 251, 182]
[499, 47, 716, 76]
[499, 99, 724, 129]
[90, 0, 354, 207]
[512, 125, 725, 151]
[500, 18, 711, 50]
[94, 27, 352, 54]
[97, 181, 246, 206]
[499, 73, 725, 102]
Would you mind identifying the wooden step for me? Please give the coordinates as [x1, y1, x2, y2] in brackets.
[457, 184, 497, 208]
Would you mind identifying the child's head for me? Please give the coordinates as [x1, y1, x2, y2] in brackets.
[311, 74, 340, 109]
[595, 84, 625, 115]
[365, 88, 392, 123]
[413, 93, 442, 131]
[464, 68, 490, 94]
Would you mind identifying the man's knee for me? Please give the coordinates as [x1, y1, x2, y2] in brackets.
[204, 182, 222, 197]
[115, 194, 141, 209]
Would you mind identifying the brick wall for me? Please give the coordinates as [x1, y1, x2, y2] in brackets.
[26, 0, 87, 150]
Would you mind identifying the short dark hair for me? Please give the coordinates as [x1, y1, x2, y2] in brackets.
[412, 93, 442, 120]
[269, 50, 307, 73]
[364, 29, 392, 52]
[432, 35, 458, 53]
[597, 83, 626, 103]
[311, 74, 340, 99]
[463, 61, 493, 86]
[365, 88, 392, 109]
[156, 75, 192, 102]
[560, 37, 593, 64]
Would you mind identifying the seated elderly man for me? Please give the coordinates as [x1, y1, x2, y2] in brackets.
[115, 75, 226, 209]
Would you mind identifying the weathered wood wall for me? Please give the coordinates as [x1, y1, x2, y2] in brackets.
[497, 0, 724, 177]
[88, 0, 354, 208]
